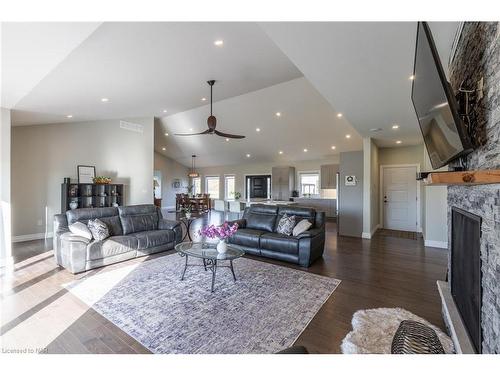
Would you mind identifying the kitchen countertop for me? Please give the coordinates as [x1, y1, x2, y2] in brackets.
[292, 197, 336, 200]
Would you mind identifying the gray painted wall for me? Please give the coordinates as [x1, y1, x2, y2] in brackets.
[1, 108, 12, 262]
[154, 152, 189, 208]
[11, 117, 154, 238]
[339, 151, 364, 237]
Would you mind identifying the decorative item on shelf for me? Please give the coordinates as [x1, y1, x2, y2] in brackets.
[198, 222, 239, 253]
[77, 165, 96, 183]
[69, 201, 78, 210]
[93, 176, 112, 184]
[181, 204, 193, 219]
[186, 184, 194, 197]
[63, 177, 71, 184]
[112, 202, 119, 207]
[291, 190, 299, 198]
[233, 191, 242, 200]
[69, 185, 79, 197]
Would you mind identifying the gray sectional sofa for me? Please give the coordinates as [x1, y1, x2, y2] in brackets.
[227, 204, 325, 267]
[53, 204, 182, 273]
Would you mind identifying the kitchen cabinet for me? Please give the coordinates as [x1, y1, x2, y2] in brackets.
[293, 198, 336, 218]
[320, 164, 339, 189]
[271, 166, 295, 201]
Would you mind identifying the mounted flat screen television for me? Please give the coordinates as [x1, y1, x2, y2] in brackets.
[411, 22, 473, 169]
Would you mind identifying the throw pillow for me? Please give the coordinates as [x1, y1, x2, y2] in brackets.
[87, 218, 110, 241]
[276, 214, 296, 236]
[68, 221, 92, 240]
[293, 219, 313, 236]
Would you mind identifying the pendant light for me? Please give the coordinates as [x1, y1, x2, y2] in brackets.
[188, 155, 199, 178]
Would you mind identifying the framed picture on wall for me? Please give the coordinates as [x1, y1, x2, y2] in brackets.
[172, 179, 181, 189]
[77, 165, 96, 183]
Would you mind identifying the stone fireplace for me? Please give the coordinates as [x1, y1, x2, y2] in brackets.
[445, 22, 500, 354]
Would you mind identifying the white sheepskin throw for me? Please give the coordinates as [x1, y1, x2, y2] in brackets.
[340, 307, 455, 354]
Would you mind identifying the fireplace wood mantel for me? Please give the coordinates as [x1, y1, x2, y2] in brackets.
[423, 169, 500, 186]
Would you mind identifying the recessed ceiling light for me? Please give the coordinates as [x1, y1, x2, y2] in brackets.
[164, 133, 169, 136]
[256, 128, 261, 132]
[189, 128, 193, 131]
[279, 151, 283, 154]
[409, 75, 415, 80]
[201, 97, 207, 101]
[214, 40, 224, 47]
[331, 146, 336, 150]
[66, 115, 73, 118]
[163, 109, 168, 113]
[246, 154, 251, 158]
[345, 134, 351, 139]
[396, 140, 402, 144]
[225, 138, 229, 142]
[101, 98, 109, 102]
[303, 148, 308, 152]
[275, 112, 281, 117]
[162, 147, 166, 151]
[337, 113, 343, 118]
[392, 124, 400, 129]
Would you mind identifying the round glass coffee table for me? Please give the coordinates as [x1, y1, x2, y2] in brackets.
[175, 242, 245, 292]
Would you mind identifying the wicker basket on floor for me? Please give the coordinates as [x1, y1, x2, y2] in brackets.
[391, 320, 445, 354]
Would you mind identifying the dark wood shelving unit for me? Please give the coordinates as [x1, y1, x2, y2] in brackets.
[61, 183, 124, 213]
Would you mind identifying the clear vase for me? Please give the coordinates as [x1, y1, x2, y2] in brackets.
[216, 239, 227, 253]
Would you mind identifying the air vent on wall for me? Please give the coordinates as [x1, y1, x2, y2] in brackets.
[120, 120, 144, 133]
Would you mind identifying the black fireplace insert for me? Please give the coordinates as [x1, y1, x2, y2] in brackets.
[451, 206, 482, 353]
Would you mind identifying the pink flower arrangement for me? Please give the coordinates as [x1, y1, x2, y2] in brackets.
[198, 222, 239, 240]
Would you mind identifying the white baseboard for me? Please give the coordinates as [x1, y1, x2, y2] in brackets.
[362, 224, 381, 239]
[12, 232, 53, 243]
[424, 239, 448, 249]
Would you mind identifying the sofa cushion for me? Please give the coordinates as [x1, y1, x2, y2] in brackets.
[118, 204, 158, 235]
[293, 219, 313, 236]
[245, 213, 277, 232]
[98, 216, 123, 236]
[131, 230, 175, 250]
[277, 205, 316, 227]
[87, 235, 138, 261]
[68, 221, 92, 240]
[228, 228, 266, 248]
[260, 232, 299, 255]
[87, 218, 110, 241]
[276, 214, 296, 236]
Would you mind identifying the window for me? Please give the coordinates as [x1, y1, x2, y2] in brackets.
[225, 175, 235, 200]
[192, 177, 201, 195]
[299, 172, 320, 196]
[205, 176, 220, 199]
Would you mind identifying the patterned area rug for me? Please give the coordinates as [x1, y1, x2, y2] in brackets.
[65, 254, 340, 354]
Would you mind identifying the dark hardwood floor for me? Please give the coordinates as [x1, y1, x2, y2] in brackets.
[2, 210, 448, 354]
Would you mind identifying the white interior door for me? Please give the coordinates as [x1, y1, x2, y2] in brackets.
[382, 166, 417, 232]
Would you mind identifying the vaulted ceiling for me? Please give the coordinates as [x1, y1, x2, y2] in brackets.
[2, 21, 459, 167]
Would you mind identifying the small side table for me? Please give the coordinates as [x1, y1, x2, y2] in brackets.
[179, 216, 199, 241]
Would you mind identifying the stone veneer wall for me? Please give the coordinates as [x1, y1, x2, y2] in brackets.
[448, 22, 499, 353]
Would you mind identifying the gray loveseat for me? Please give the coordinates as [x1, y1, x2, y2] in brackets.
[53, 204, 182, 273]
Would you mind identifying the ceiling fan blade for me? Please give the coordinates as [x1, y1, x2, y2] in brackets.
[214, 130, 246, 139]
[174, 129, 211, 136]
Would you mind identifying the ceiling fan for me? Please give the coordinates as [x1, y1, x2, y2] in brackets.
[174, 80, 245, 139]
